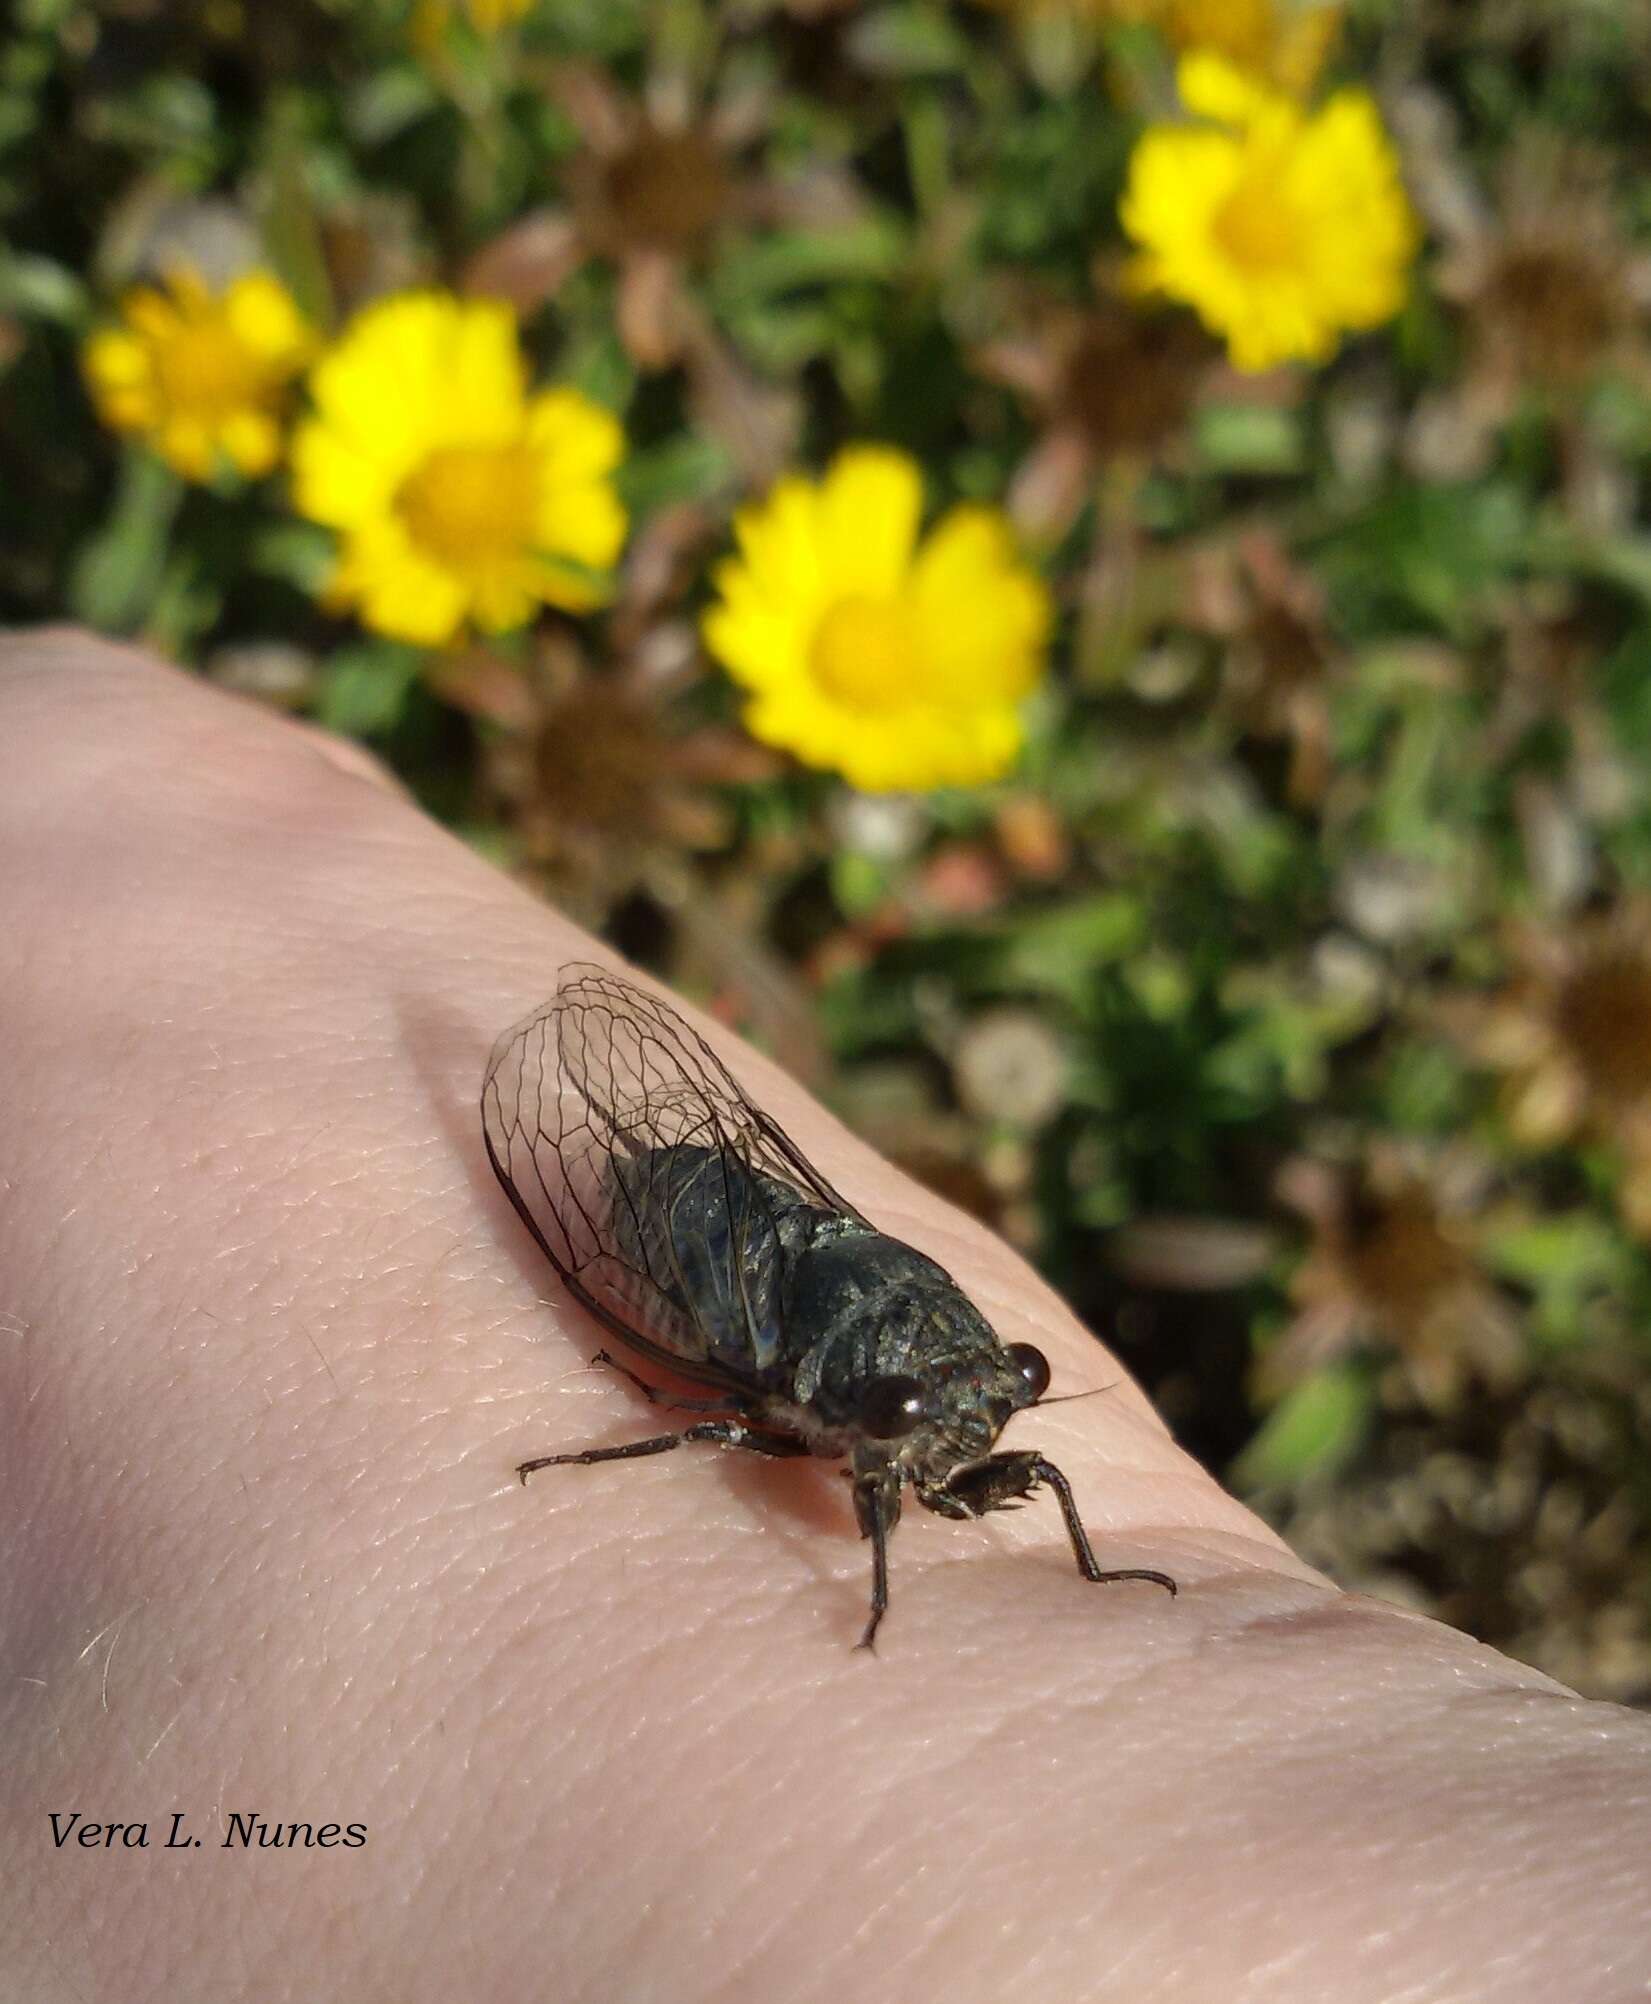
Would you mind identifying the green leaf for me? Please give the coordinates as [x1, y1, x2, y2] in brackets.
[314, 644, 423, 738]
[1382, 1039, 1472, 1135]
[1194, 402, 1307, 477]
[830, 849, 894, 919]
[999, 894, 1147, 998]
[0, 250, 86, 324]
[711, 214, 908, 303]
[249, 521, 336, 595]
[848, 4, 972, 76]
[1315, 481, 1528, 639]
[1484, 1212, 1633, 1346]
[259, 89, 336, 329]
[67, 452, 183, 634]
[1235, 1364, 1373, 1490]
[346, 67, 442, 149]
[616, 432, 732, 514]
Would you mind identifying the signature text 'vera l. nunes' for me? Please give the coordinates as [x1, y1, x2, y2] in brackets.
[50, 1813, 367, 1850]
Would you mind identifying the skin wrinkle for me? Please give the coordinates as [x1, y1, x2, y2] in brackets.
[4, 632, 1651, 2002]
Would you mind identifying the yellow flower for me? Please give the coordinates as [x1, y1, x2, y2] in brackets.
[1154, 0, 1339, 94]
[290, 292, 626, 647]
[82, 265, 314, 482]
[703, 447, 1050, 793]
[1121, 55, 1416, 372]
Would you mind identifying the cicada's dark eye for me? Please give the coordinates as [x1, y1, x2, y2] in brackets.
[1005, 1343, 1051, 1404]
[857, 1374, 927, 1440]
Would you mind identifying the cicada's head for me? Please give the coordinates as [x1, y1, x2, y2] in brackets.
[847, 1331, 1052, 1491]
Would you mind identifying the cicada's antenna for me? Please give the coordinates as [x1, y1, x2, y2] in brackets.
[1033, 1380, 1119, 1409]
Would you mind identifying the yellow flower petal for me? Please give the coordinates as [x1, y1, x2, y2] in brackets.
[224, 271, 315, 368]
[291, 289, 628, 645]
[536, 479, 628, 572]
[728, 477, 827, 619]
[158, 417, 215, 482]
[1120, 56, 1416, 373]
[289, 426, 398, 530]
[82, 263, 314, 483]
[1159, 0, 1339, 94]
[527, 388, 625, 483]
[1176, 47, 1279, 125]
[816, 445, 924, 599]
[331, 517, 472, 646]
[701, 558, 813, 694]
[82, 328, 149, 391]
[305, 293, 456, 468]
[219, 409, 282, 477]
[440, 297, 529, 442]
[910, 505, 1052, 704]
[124, 287, 186, 342]
[703, 445, 1048, 792]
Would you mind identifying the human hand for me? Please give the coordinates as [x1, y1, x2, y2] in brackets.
[4, 629, 1648, 2002]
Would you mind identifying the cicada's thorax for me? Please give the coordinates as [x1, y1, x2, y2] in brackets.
[602, 1142, 1025, 1480]
[778, 1235, 1024, 1478]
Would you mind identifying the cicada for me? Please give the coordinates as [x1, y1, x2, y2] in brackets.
[482, 963, 1176, 1648]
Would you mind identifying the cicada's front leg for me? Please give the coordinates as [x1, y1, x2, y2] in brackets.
[939, 1452, 1178, 1597]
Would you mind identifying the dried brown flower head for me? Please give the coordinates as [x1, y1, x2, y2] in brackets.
[461, 61, 751, 368]
[461, 59, 818, 476]
[1268, 1145, 1521, 1409]
[463, 53, 843, 410]
[1462, 901, 1651, 1236]
[430, 509, 772, 912]
[577, 121, 735, 260]
[467, 648, 768, 908]
[977, 285, 1214, 540]
[1189, 529, 1335, 804]
[1053, 307, 1212, 456]
[1436, 138, 1651, 407]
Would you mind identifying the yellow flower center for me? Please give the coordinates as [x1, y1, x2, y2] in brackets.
[809, 595, 920, 712]
[397, 443, 540, 569]
[153, 319, 264, 419]
[1212, 168, 1304, 274]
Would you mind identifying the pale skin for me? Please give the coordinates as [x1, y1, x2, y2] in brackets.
[2, 629, 1649, 2003]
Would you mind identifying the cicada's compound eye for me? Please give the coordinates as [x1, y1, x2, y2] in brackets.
[857, 1374, 927, 1441]
[1005, 1342, 1051, 1405]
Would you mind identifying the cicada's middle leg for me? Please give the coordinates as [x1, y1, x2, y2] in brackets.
[518, 1418, 810, 1482]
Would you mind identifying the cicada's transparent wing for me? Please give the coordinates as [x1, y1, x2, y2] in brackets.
[481, 963, 868, 1386]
